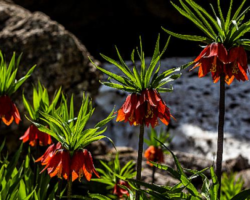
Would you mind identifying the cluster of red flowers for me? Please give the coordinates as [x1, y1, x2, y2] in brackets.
[116, 89, 173, 128]
[36, 142, 99, 182]
[144, 146, 164, 166]
[113, 180, 130, 198]
[0, 95, 20, 126]
[20, 125, 52, 146]
[192, 43, 248, 85]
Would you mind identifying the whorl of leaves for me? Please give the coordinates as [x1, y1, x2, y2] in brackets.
[162, 0, 250, 50]
[89, 35, 184, 94]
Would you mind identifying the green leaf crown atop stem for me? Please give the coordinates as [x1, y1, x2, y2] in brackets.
[89, 35, 182, 94]
[33, 94, 115, 151]
[162, 0, 250, 50]
[0, 52, 36, 96]
[23, 81, 61, 121]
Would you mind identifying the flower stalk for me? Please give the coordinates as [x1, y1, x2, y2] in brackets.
[216, 74, 225, 199]
[67, 177, 72, 200]
[90, 36, 180, 199]
[152, 162, 156, 184]
[136, 124, 144, 200]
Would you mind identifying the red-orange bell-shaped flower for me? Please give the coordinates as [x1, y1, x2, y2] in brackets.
[0, 95, 21, 126]
[144, 146, 164, 166]
[192, 43, 249, 85]
[37, 144, 99, 182]
[113, 180, 130, 198]
[116, 89, 173, 128]
[20, 125, 52, 146]
[71, 149, 99, 182]
[192, 42, 228, 83]
[116, 93, 139, 126]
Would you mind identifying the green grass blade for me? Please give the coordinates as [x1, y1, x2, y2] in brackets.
[162, 27, 208, 42]
[186, 0, 216, 37]
[189, 0, 224, 37]
[101, 81, 137, 92]
[217, 0, 225, 27]
[225, 0, 233, 31]
[99, 54, 135, 82]
[232, 0, 247, 21]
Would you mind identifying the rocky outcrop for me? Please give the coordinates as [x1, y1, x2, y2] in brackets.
[0, 1, 100, 99]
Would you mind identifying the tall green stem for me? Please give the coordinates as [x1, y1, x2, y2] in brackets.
[151, 154, 157, 184]
[216, 74, 225, 199]
[152, 165, 156, 184]
[135, 124, 144, 200]
[67, 177, 72, 200]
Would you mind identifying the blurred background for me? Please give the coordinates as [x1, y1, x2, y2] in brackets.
[1, 0, 250, 187]
[10, 0, 243, 59]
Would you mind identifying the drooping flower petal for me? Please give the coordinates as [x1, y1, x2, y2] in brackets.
[122, 94, 132, 114]
[62, 151, 70, 180]
[36, 142, 62, 166]
[13, 104, 21, 124]
[238, 46, 248, 67]
[226, 46, 249, 83]
[82, 149, 99, 181]
[194, 45, 210, 62]
[71, 150, 84, 182]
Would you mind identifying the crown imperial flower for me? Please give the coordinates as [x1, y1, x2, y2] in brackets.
[37, 143, 99, 181]
[35, 94, 114, 181]
[144, 146, 164, 166]
[113, 180, 130, 198]
[191, 43, 249, 84]
[90, 36, 181, 128]
[20, 125, 52, 146]
[0, 95, 20, 126]
[163, 0, 250, 84]
[117, 89, 173, 128]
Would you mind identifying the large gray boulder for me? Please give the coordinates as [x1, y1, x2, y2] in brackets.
[0, 1, 100, 98]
